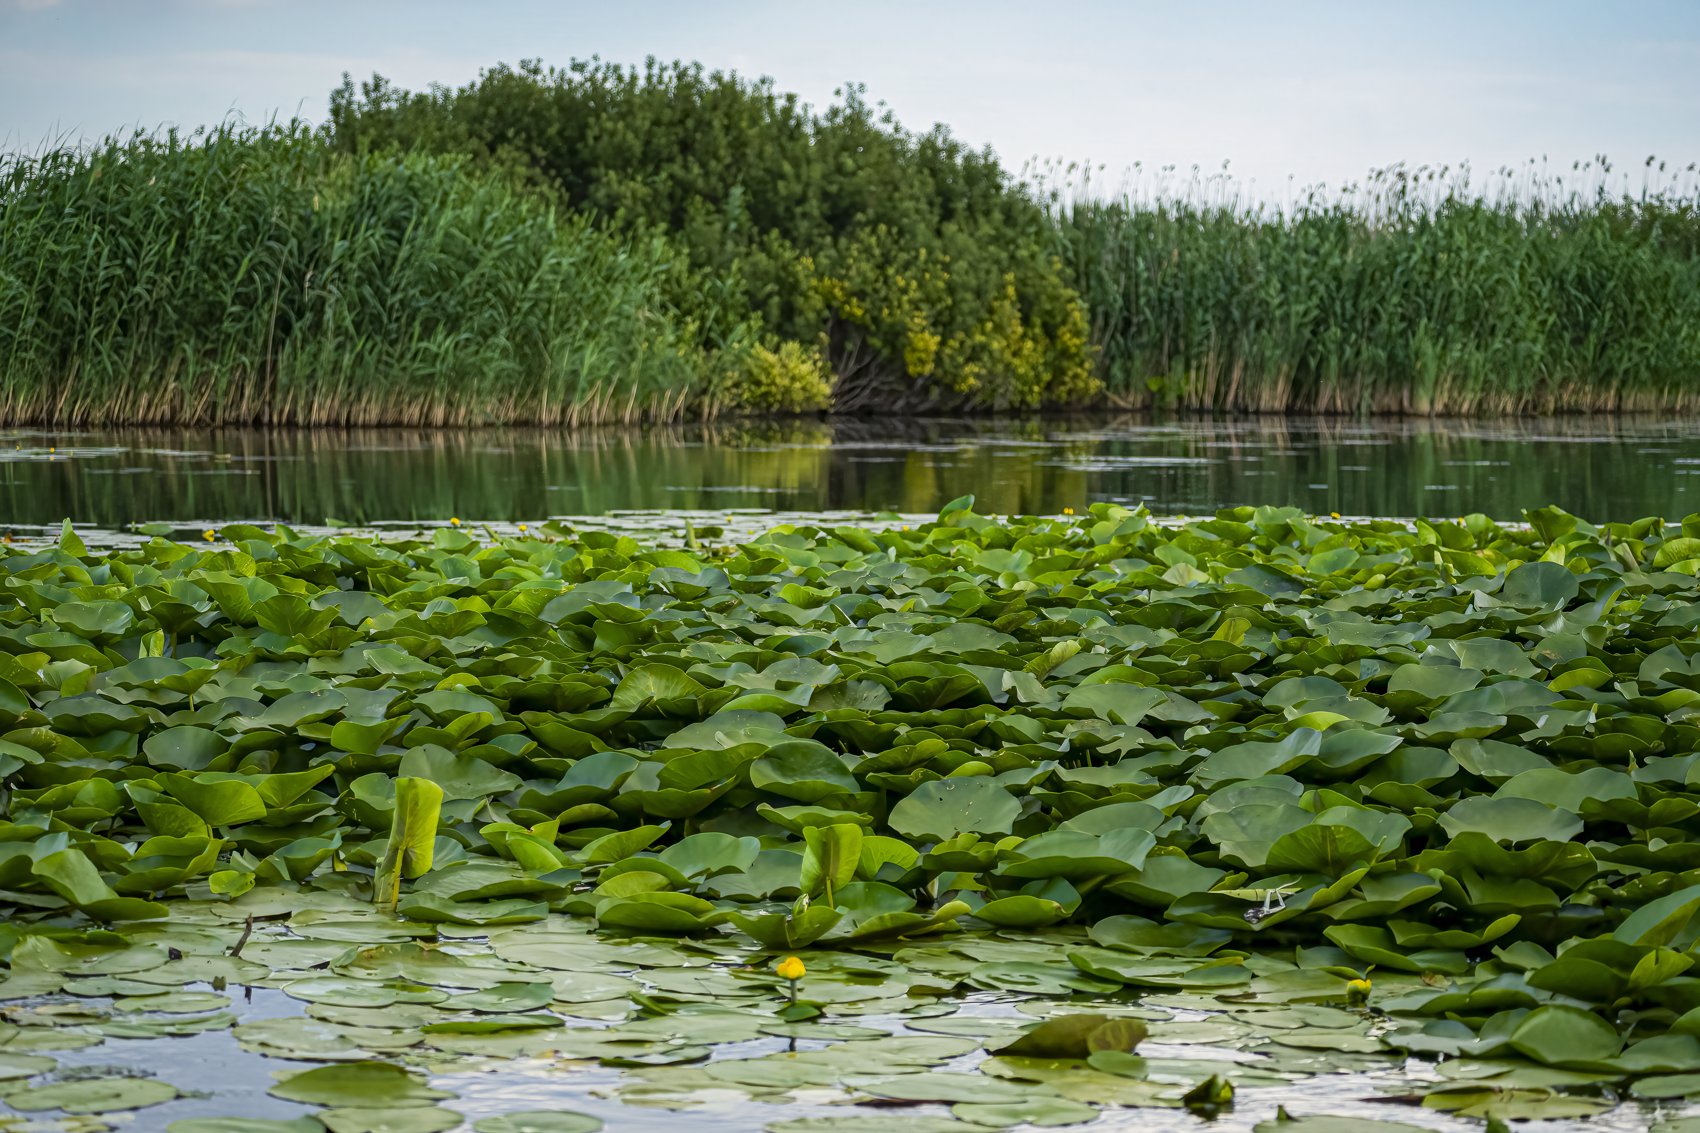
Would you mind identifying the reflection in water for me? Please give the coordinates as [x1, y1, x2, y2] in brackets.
[0, 415, 1697, 526]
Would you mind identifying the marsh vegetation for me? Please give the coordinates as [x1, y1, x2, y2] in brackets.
[2, 60, 1696, 424]
[1, 505, 1699, 1127]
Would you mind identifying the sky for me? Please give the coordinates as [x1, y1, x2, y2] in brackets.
[2, 0, 1697, 201]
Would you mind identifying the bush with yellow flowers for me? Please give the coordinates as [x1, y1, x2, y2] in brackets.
[329, 61, 1103, 415]
[714, 340, 833, 415]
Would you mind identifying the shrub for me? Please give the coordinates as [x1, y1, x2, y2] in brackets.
[327, 60, 1097, 412]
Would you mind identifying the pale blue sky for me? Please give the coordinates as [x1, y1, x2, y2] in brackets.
[2, 0, 1696, 198]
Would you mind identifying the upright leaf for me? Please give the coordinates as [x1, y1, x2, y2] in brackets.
[374, 776, 444, 913]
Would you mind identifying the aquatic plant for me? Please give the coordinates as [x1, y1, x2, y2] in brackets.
[7, 67, 1698, 423]
[0, 123, 718, 426]
[328, 60, 1099, 412]
[2, 505, 1700, 1123]
[1046, 159, 1700, 413]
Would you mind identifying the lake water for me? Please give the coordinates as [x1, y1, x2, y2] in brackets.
[2, 416, 1698, 531]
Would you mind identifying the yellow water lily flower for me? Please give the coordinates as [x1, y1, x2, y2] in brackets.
[1330, 511, 1341, 519]
[518, 523, 528, 533]
[1063, 506, 1074, 516]
[1346, 977, 1372, 1006]
[449, 517, 461, 527]
[202, 529, 215, 542]
[775, 955, 805, 982]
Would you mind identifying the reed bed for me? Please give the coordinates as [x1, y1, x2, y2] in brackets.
[1045, 161, 1700, 414]
[0, 123, 714, 426]
[3, 92, 1699, 423]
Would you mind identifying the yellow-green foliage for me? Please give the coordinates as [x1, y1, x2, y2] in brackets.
[717, 341, 833, 415]
[329, 62, 1098, 413]
[803, 237, 1097, 411]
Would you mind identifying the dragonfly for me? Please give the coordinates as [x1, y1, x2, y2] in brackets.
[1220, 882, 1300, 926]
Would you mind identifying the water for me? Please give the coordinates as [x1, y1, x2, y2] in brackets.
[6, 414, 1699, 1130]
[20, 965, 1687, 1133]
[2, 416, 1699, 530]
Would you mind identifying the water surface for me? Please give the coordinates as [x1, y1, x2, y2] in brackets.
[2, 416, 1698, 529]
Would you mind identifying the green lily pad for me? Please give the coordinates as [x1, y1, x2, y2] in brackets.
[169, 1115, 328, 1122]
[320, 1109, 465, 1133]
[473, 1115, 604, 1133]
[952, 1098, 1099, 1126]
[7, 1075, 180, 1114]
[268, 1063, 453, 1107]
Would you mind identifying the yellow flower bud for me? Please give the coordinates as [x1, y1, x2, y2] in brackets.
[202, 529, 215, 542]
[775, 955, 805, 982]
[1330, 512, 1341, 520]
[449, 517, 461, 527]
[1345, 977, 1372, 1006]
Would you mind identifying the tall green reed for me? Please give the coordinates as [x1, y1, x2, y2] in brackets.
[1043, 159, 1700, 414]
[0, 123, 714, 426]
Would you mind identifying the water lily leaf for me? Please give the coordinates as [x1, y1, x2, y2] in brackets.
[656, 831, 760, 879]
[1252, 1118, 1434, 1133]
[29, 846, 121, 910]
[1194, 729, 1322, 785]
[1500, 561, 1579, 609]
[1508, 1005, 1623, 1067]
[0, 1052, 55, 1079]
[159, 773, 267, 825]
[992, 1013, 1147, 1059]
[168, 1120, 327, 1133]
[970, 895, 1070, 928]
[839, 896, 972, 942]
[1089, 915, 1231, 957]
[766, 1120, 968, 1133]
[596, 891, 726, 934]
[320, 1109, 464, 1133]
[750, 743, 860, 802]
[1615, 883, 1700, 948]
[1422, 1085, 1611, 1120]
[851, 1073, 1052, 1104]
[800, 823, 862, 904]
[397, 747, 521, 800]
[375, 776, 444, 913]
[268, 1062, 452, 1107]
[438, 982, 556, 1013]
[888, 777, 1020, 842]
[952, 1098, 1099, 1127]
[1496, 766, 1636, 814]
[611, 664, 705, 712]
[1061, 685, 1167, 726]
[580, 823, 669, 864]
[1265, 823, 1379, 876]
[7, 1075, 180, 1113]
[729, 904, 843, 949]
[999, 828, 1155, 880]
[473, 1115, 604, 1133]
[1438, 796, 1582, 844]
[1633, 1075, 1700, 1100]
[12, 937, 165, 974]
[396, 893, 547, 925]
[143, 725, 227, 770]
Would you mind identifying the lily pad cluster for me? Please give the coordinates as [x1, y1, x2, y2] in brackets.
[5, 501, 1700, 1125]
[0, 891, 1483, 1131]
